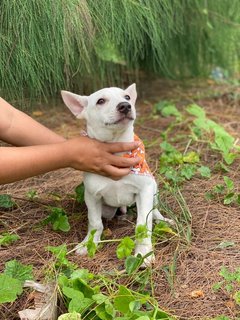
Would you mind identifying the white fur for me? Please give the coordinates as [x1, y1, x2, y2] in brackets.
[61, 84, 172, 266]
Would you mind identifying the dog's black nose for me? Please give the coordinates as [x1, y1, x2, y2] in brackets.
[117, 102, 131, 115]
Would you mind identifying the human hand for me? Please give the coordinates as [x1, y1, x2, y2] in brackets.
[63, 136, 140, 179]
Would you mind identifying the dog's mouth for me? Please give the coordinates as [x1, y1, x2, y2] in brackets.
[105, 116, 134, 126]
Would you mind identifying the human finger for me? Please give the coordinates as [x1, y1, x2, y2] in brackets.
[108, 154, 140, 168]
[104, 141, 140, 154]
[102, 165, 132, 180]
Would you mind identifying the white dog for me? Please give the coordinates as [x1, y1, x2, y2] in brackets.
[61, 84, 172, 265]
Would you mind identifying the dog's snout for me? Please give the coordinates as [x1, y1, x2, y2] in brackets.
[117, 102, 131, 115]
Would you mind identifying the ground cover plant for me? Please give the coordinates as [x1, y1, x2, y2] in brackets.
[1, 1, 240, 103]
[0, 79, 240, 319]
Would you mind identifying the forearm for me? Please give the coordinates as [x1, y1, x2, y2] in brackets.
[0, 144, 69, 184]
[0, 97, 65, 146]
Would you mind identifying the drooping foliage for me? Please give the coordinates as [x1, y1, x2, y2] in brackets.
[0, 0, 239, 103]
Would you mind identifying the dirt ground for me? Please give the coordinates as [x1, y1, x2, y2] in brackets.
[1, 78, 240, 319]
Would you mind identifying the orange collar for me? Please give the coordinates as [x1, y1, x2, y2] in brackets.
[123, 135, 153, 178]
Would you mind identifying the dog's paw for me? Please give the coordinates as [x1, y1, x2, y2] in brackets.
[75, 243, 88, 256]
[135, 244, 155, 268]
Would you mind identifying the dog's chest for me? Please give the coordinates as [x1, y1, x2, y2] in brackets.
[84, 174, 147, 207]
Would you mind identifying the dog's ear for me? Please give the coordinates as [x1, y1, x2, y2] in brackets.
[125, 83, 137, 105]
[61, 91, 88, 119]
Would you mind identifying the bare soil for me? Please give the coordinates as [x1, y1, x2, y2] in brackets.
[1, 78, 240, 319]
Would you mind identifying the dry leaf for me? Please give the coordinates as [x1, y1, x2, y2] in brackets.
[32, 111, 44, 117]
[103, 228, 113, 238]
[190, 289, 204, 298]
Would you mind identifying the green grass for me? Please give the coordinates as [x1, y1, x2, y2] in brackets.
[0, 0, 240, 105]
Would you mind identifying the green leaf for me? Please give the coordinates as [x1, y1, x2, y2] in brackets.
[217, 241, 235, 249]
[92, 293, 108, 304]
[198, 166, 211, 178]
[234, 291, 240, 305]
[0, 274, 23, 303]
[86, 230, 97, 258]
[223, 193, 235, 205]
[182, 151, 199, 164]
[135, 224, 148, 241]
[26, 189, 38, 200]
[43, 207, 70, 232]
[0, 233, 20, 247]
[161, 104, 182, 121]
[223, 152, 236, 165]
[223, 176, 234, 191]
[153, 221, 176, 238]
[62, 286, 84, 300]
[69, 297, 94, 313]
[70, 269, 94, 282]
[53, 215, 70, 232]
[160, 141, 176, 153]
[125, 255, 143, 275]
[186, 104, 206, 118]
[58, 313, 82, 320]
[180, 164, 196, 180]
[95, 303, 112, 320]
[116, 237, 135, 259]
[0, 194, 16, 209]
[213, 184, 225, 194]
[75, 183, 85, 204]
[4, 260, 33, 283]
[114, 286, 135, 314]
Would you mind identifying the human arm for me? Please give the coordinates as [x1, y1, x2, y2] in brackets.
[0, 98, 140, 184]
[0, 137, 140, 184]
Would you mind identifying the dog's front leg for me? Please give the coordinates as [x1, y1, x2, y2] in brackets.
[135, 186, 155, 266]
[75, 190, 103, 256]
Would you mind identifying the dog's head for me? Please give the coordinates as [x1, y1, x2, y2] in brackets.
[61, 84, 137, 139]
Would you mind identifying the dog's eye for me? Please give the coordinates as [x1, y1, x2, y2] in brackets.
[97, 98, 105, 105]
[124, 95, 130, 101]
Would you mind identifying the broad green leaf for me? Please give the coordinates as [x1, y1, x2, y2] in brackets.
[180, 165, 196, 180]
[213, 184, 225, 194]
[0, 194, 16, 209]
[223, 176, 234, 191]
[160, 141, 176, 153]
[58, 313, 81, 320]
[86, 230, 97, 258]
[135, 317, 150, 320]
[62, 286, 84, 300]
[198, 166, 211, 178]
[223, 193, 235, 205]
[161, 104, 182, 121]
[125, 255, 143, 275]
[0, 274, 22, 303]
[43, 207, 70, 232]
[52, 215, 70, 232]
[153, 221, 176, 238]
[129, 300, 142, 312]
[223, 152, 236, 165]
[95, 303, 112, 320]
[116, 237, 135, 259]
[4, 260, 33, 283]
[114, 286, 135, 314]
[182, 151, 199, 164]
[75, 183, 85, 204]
[70, 269, 94, 282]
[92, 293, 108, 304]
[135, 224, 148, 241]
[0, 233, 20, 247]
[69, 297, 94, 313]
[186, 104, 206, 118]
